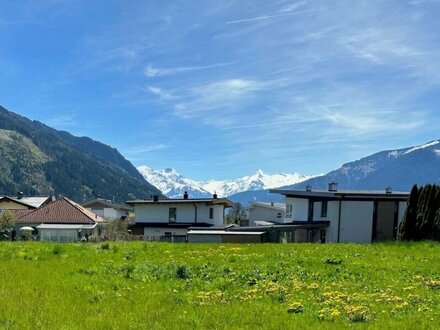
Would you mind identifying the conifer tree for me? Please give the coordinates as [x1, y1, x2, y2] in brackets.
[398, 185, 419, 240]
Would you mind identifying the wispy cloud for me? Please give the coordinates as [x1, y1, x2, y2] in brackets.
[147, 86, 177, 101]
[172, 78, 281, 120]
[126, 143, 168, 155]
[45, 114, 77, 129]
[226, 3, 324, 25]
[144, 62, 235, 77]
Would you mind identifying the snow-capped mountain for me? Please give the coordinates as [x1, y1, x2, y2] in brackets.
[285, 139, 440, 191]
[137, 166, 315, 198]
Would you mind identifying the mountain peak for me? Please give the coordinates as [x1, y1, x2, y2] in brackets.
[255, 169, 265, 176]
[138, 166, 316, 198]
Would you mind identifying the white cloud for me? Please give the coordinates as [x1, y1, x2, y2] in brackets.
[147, 86, 176, 101]
[45, 114, 77, 129]
[172, 78, 279, 120]
[144, 62, 234, 77]
[225, 7, 320, 25]
[126, 143, 168, 155]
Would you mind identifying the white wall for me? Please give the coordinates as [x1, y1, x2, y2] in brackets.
[339, 201, 374, 243]
[323, 201, 341, 243]
[89, 207, 128, 221]
[249, 205, 285, 225]
[284, 198, 309, 221]
[397, 201, 407, 228]
[135, 203, 224, 226]
[144, 227, 188, 240]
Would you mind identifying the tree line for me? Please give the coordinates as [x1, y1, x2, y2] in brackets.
[399, 184, 440, 241]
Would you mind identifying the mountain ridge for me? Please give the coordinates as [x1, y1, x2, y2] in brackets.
[138, 165, 316, 198]
[0, 105, 162, 202]
[227, 140, 440, 205]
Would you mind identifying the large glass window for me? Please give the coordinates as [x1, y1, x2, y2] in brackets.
[169, 208, 177, 222]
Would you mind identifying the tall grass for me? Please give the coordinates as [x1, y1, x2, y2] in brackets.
[0, 242, 439, 329]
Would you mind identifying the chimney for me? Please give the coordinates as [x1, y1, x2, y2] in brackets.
[153, 195, 159, 202]
[385, 186, 392, 194]
[17, 191, 24, 199]
[183, 191, 189, 200]
[213, 192, 218, 199]
[328, 182, 338, 192]
[305, 185, 312, 192]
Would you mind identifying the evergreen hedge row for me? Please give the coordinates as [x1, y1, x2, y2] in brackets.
[398, 184, 440, 241]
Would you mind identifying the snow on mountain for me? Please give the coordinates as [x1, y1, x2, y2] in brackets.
[137, 166, 315, 198]
[403, 140, 440, 155]
[284, 139, 440, 192]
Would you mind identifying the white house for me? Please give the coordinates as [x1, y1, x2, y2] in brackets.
[82, 198, 132, 221]
[15, 197, 104, 242]
[248, 201, 285, 226]
[126, 192, 233, 240]
[270, 183, 409, 243]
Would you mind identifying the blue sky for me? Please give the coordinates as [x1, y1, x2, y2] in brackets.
[1, 0, 440, 181]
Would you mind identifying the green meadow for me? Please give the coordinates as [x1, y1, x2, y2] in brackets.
[0, 242, 439, 329]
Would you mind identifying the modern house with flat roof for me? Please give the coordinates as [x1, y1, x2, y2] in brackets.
[270, 182, 409, 243]
[126, 192, 233, 240]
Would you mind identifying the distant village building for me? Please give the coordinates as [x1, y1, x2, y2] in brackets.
[248, 201, 286, 226]
[270, 183, 409, 243]
[82, 198, 132, 221]
[126, 192, 233, 241]
[0, 194, 53, 210]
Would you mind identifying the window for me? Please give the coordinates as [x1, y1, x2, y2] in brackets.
[209, 207, 214, 219]
[321, 201, 328, 218]
[308, 201, 314, 221]
[169, 208, 176, 222]
[286, 204, 293, 218]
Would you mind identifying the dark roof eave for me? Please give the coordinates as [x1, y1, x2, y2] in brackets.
[270, 189, 409, 200]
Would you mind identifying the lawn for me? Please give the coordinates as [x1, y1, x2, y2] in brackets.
[0, 242, 439, 329]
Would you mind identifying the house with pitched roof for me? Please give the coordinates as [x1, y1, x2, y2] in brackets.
[0, 194, 53, 210]
[15, 197, 104, 242]
[82, 198, 132, 221]
[126, 192, 233, 240]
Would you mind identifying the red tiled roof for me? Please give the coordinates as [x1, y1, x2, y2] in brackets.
[9, 209, 34, 219]
[17, 197, 105, 224]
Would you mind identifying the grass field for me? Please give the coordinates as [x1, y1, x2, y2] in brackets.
[0, 242, 439, 329]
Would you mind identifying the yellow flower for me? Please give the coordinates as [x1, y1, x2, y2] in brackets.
[307, 283, 319, 290]
[287, 302, 303, 314]
[330, 309, 341, 318]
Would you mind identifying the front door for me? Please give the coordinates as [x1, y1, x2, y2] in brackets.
[374, 201, 396, 241]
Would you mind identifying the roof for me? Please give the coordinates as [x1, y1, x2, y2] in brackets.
[82, 198, 133, 211]
[188, 230, 266, 236]
[270, 189, 409, 200]
[17, 197, 105, 224]
[189, 224, 237, 230]
[129, 222, 213, 229]
[126, 198, 234, 207]
[0, 196, 52, 209]
[8, 209, 34, 219]
[230, 221, 330, 231]
[250, 201, 285, 211]
[36, 224, 97, 230]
